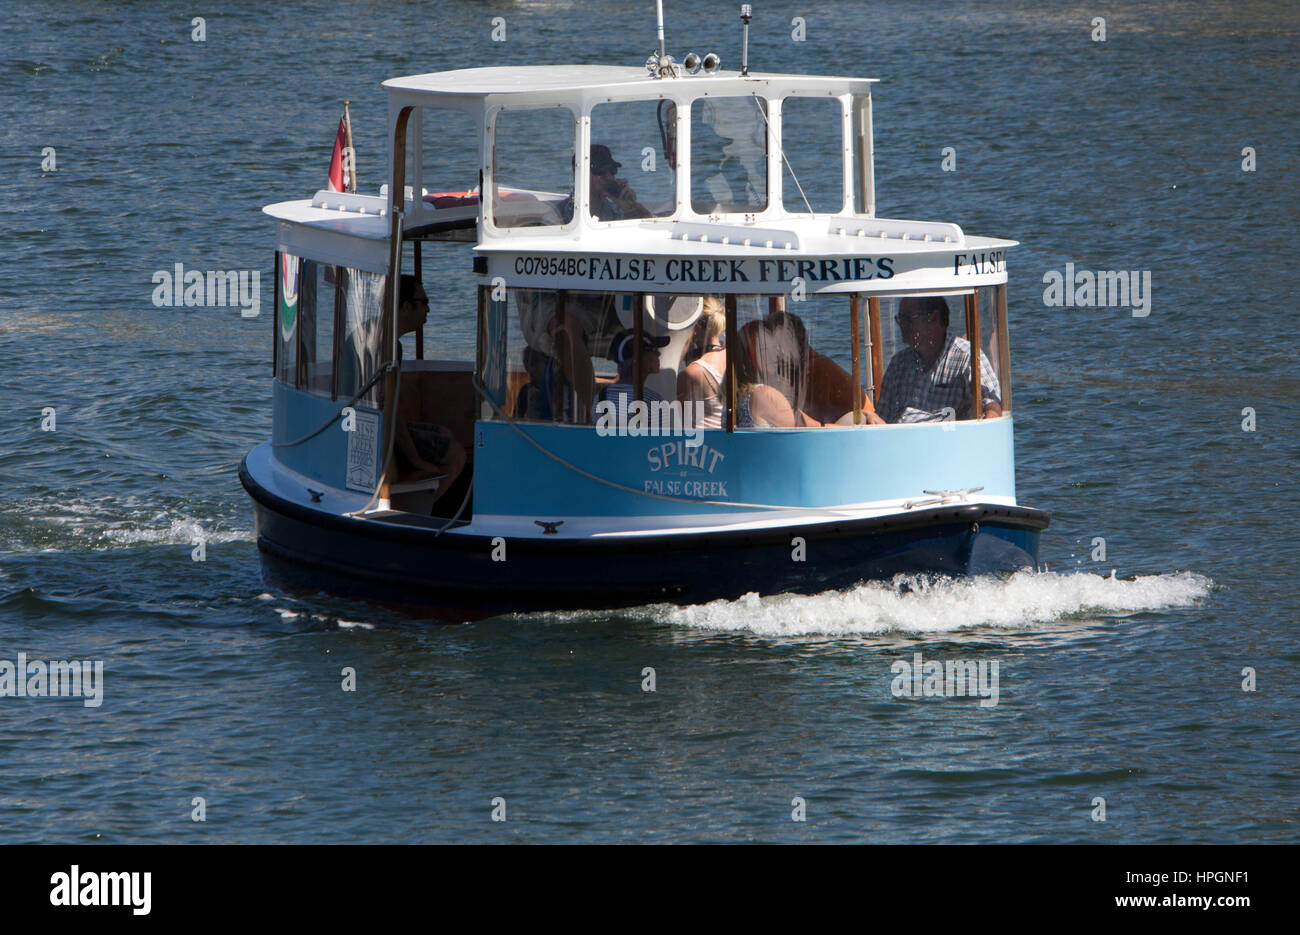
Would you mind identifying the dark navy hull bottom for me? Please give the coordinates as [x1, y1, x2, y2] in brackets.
[242, 461, 1048, 621]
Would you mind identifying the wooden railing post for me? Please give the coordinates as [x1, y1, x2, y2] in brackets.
[967, 291, 982, 419]
[850, 293, 862, 424]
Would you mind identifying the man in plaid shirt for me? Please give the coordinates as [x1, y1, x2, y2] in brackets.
[876, 296, 1003, 423]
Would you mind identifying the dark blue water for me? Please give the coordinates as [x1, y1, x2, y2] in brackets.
[2, 1, 1296, 843]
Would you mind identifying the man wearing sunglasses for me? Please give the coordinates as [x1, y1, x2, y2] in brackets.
[876, 295, 1002, 424]
[588, 144, 650, 221]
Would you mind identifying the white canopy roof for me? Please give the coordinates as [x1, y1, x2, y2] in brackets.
[382, 65, 875, 102]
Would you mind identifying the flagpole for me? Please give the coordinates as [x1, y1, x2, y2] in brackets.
[343, 99, 356, 193]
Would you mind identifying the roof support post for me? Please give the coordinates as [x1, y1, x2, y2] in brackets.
[840, 94, 854, 215]
[378, 104, 415, 508]
[850, 293, 862, 424]
[867, 295, 883, 402]
[724, 294, 738, 432]
[633, 294, 645, 403]
[855, 94, 875, 216]
[414, 241, 424, 359]
[996, 285, 1012, 414]
[966, 291, 982, 420]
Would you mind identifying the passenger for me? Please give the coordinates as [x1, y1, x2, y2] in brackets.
[675, 297, 726, 430]
[761, 311, 884, 426]
[392, 276, 467, 501]
[516, 291, 626, 426]
[514, 345, 547, 420]
[557, 145, 651, 223]
[587, 144, 651, 221]
[734, 319, 800, 428]
[591, 330, 671, 424]
[532, 311, 597, 424]
[876, 296, 1002, 423]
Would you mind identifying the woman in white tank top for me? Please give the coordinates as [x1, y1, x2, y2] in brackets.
[676, 298, 727, 430]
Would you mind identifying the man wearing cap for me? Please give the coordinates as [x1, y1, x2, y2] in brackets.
[588, 144, 650, 221]
[591, 330, 671, 425]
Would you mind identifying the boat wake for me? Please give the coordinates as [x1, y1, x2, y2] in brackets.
[655, 570, 1214, 638]
[0, 493, 253, 553]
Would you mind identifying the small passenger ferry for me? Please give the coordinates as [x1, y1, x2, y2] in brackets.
[240, 23, 1049, 618]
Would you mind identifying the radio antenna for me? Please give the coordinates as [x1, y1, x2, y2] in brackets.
[740, 5, 752, 76]
[655, 0, 666, 59]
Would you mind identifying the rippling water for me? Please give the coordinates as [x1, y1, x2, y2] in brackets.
[1, 0, 1297, 843]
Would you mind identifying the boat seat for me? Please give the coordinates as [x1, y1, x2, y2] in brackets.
[390, 475, 445, 495]
[390, 474, 446, 517]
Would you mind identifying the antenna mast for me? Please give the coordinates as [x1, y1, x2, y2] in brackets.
[655, 0, 666, 59]
[740, 5, 752, 76]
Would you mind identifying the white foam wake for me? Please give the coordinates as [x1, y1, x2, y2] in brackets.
[97, 515, 250, 547]
[659, 570, 1214, 637]
[3, 494, 253, 551]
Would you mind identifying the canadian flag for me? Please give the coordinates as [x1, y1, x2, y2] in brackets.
[326, 116, 349, 193]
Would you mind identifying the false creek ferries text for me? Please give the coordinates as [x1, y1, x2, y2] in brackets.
[512, 255, 897, 283]
[507, 251, 1005, 285]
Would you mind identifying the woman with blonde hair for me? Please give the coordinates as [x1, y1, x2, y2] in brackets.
[675, 296, 727, 430]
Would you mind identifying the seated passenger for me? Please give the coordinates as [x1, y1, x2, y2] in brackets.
[514, 345, 547, 419]
[735, 318, 802, 428]
[588, 145, 651, 221]
[876, 296, 1002, 423]
[761, 311, 884, 426]
[517, 288, 625, 424]
[559, 145, 651, 223]
[590, 330, 671, 423]
[676, 297, 726, 430]
[392, 276, 467, 501]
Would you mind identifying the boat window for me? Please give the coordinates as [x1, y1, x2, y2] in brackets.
[289, 260, 340, 398]
[780, 97, 844, 214]
[334, 267, 389, 407]
[691, 96, 769, 214]
[491, 107, 576, 228]
[733, 295, 867, 428]
[874, 292, 1004, 424]
[588, 100, 677, 219]
[276, 252, 303, 388]
[491, 288, 688, 426]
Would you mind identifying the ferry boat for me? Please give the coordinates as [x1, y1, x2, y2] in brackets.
[240, 18, 1049, 619]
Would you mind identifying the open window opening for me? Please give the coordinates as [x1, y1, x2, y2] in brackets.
[385, 249, 477, 520]
[416, 106, 482, 241]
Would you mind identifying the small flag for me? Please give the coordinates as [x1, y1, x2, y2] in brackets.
[327, 116, 348, 193]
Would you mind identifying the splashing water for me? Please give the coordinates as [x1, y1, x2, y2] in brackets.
[657, 570, 1214, 637]
[0, 494, 252, 552]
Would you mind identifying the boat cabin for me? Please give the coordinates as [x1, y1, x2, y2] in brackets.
[258, 64, 1020, 536]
